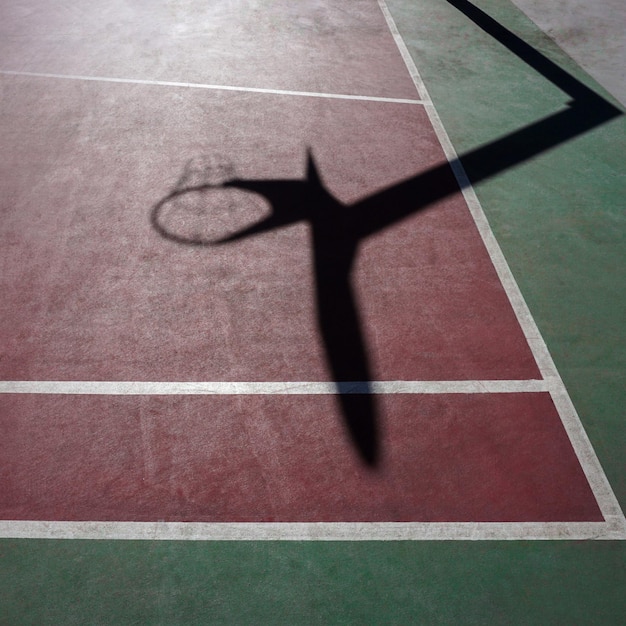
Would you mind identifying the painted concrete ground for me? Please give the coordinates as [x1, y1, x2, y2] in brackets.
[510, 0, 626, 106]
[1, 0, 625, 623]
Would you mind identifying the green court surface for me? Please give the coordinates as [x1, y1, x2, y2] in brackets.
[1, 0, 625, 623]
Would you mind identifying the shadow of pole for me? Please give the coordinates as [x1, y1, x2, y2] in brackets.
[150, 1, 621, 467]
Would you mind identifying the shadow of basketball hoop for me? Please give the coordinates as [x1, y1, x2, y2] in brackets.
[150, 0, 621, 467]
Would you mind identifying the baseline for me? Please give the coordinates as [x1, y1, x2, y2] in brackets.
[1, 520, 625, 541]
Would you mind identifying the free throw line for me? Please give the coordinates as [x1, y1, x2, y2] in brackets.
[0, 380, 550, 395]
[0, 70, 425, 105]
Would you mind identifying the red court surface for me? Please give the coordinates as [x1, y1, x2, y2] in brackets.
[0, 0, 619, 536]
[0, 84, 538, 383]
[1, 393, 601, 522]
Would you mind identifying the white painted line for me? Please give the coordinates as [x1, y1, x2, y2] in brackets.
[377, 0, 626, 532]
[0, 379, 549, 395]
[548, 384, 626, 531]
[0, 70, 425, 105]
[1, 519, 625, 541]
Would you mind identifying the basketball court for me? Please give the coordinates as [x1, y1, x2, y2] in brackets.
[1, 0, 625, 622]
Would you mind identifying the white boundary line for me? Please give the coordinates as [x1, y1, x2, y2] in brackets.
[0, 379, 549, 395]
[0, 69, 425, 105]
[1, 520, 626, 541]
[377, 0, 626, 538]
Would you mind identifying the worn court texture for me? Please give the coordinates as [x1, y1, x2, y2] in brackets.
[1, 0, 625, 623]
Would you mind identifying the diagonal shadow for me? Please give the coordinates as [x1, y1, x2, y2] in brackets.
[151, 0, 621, 467]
